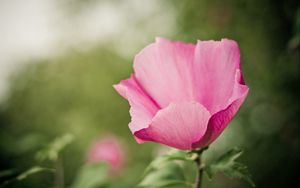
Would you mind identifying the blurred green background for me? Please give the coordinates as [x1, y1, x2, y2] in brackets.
[0, 0, 299, 187]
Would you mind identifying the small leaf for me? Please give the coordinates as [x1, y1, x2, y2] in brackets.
[204, 148, 255, 187]
[36, 133, 74, 162]
[71, 162, 108, 188]
[16, 166, 54, 181]
[222, 162, 255, 187]
[0, 166, 54, 186]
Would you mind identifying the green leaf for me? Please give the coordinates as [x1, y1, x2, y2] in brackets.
[138, 161, 191, 188]
[71, 162, 108, 188]
[143, 149, 196, 176]
[35, 133, 74, 162]
[204, 148, 255, 187]
[138, 149, 196, 188]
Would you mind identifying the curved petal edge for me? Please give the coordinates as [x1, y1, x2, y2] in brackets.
[134, 101, 211, 150]
[113, 75, 159, 141]
[192, 69, 249, 148]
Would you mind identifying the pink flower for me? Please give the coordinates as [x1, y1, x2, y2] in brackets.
[86, 136, 125, 172]
[114, 37, 249, 150]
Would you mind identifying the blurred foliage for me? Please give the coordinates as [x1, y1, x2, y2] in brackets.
[15, 167, 54, 182]
[71, 163, 108, 188]
[36, 134, 74, 162]
[0, 166, 54, 187]
[0, 47, 156, 187]
[0, 0, 299, 188]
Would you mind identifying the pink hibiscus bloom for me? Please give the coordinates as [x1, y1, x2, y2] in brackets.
[87, 136, 125, 172]
[114, 37, 249, 150]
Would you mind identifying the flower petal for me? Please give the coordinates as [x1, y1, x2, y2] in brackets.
[113, 75, 159, 138]
[193, 39, 241, 114]
[134, 37, 196, 108]
[192, 70, 249, 148]
[134, 102, 211, 150]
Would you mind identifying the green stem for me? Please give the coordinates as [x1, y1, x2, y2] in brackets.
[192, 147, 208, 188]
[194, 153, 203, 188]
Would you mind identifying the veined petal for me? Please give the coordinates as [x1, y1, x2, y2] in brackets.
[134, 37, 196, 108]
[193, 39, 241, 114]
[135, 102, 211, 150]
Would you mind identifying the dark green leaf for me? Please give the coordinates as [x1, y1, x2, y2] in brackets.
[0, 166, 54, 186]
[204, 148, 255, 187]
[0, 170, 15, 179]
